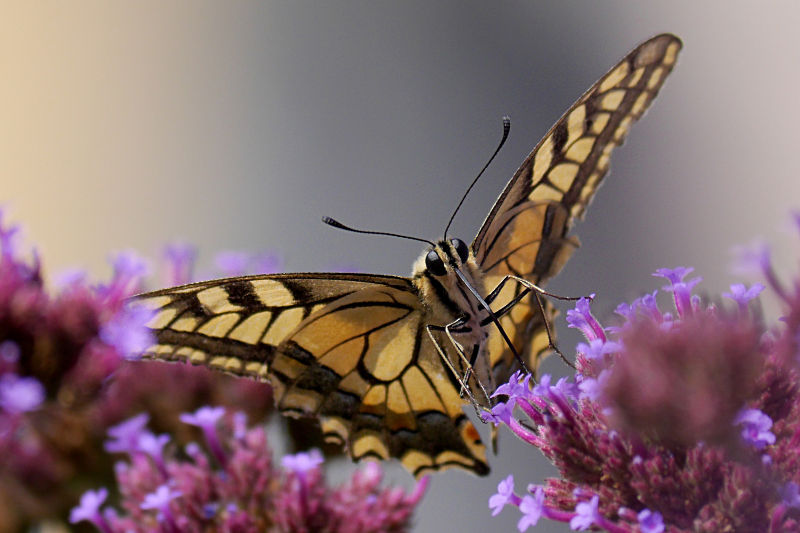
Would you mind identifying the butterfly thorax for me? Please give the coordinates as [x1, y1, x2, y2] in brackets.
[411, 238, 493, 396]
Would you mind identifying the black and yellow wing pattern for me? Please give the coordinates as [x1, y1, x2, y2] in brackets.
[137, 273, 488, 477]
[474, 34, 682, 382]
[136, 34, 681, 478]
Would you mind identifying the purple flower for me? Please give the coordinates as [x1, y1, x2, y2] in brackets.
[569, 495, 600, 530]
[734, 408, 776, 450]
[723, 283, 765, 311]
[180, 405, 226, 428]
[141, 484, 182, 531]
[140, 483, 182, 510]
[98, 303, 156, 359]
[105, 413, 150, 454]
[180, 405, 228, 466]
[577, 370, 609, 402]
[481, 399, 514, 425]
[517, 487, 545, 531]
[162, 242, 197, 285]
[493, 370, 532, 400]
[104, 250, 150, 299]
[0, 209, 21, 259]
[489, 474, 517, 516]
[69, 488, 112, 533]
[566, 296, 603, 341]
[0, 373, 44, 413]
[486, 249, 800, 531]
[638, 509, 665, 533]
[576, 338, 620, 363]
[654, 267, 702, 318]
[137, 432, 170, 462]
[282, 448, 324, 475]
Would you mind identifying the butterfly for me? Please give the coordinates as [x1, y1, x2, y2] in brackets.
[135, 34, 681, 478]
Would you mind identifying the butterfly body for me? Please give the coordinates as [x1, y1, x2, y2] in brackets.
[136, 34, 682, 477]
[411, 238, 494, 395]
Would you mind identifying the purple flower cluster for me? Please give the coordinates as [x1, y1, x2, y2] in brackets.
[0, 210, 277, 529]
[486, 236, 800, 530]
[71, 407, 428, 533]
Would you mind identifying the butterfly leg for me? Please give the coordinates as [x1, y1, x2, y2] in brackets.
[482, 275, 578, 371]
[425, 322, 492, 412]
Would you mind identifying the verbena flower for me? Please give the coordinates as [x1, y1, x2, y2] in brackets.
[487, 227, 800, 530]
[0, 209, 275, 528]
[73, 407, 428, 532]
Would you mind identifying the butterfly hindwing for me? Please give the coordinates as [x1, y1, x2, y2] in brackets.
[137, 273, 488, 477]
[474, 34, 682, 377]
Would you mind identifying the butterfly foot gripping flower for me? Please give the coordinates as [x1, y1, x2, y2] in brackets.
[487, 254, 800, 531]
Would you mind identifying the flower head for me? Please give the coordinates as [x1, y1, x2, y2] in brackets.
[734, 408, 776, 450]
[488, 252, 800, 531]
[489, 475, 518, 516]
[0, 374, 44, 413]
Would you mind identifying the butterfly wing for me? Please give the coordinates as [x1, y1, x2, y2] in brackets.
[472, 34, 682, 378]
[136, 273, 487, 477]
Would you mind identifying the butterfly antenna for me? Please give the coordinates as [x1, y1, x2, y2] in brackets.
[322, 216, 435, 247]
[443, 116, 511, 239]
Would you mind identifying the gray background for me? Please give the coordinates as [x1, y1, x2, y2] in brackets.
[3, 2, 800, 531]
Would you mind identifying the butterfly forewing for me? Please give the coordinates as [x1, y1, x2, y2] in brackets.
[137, 273, 488, 477]
[474, 34, 682, 378]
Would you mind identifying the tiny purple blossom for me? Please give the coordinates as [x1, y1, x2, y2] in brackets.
[137, 432, 170, 461]
[481, 399, 514, 426]
[654, 267, 702, 318]
[576, 338, 621, 362]
[180, 405, 226, 428]
[489, 474, 518, 516]
[638, 509, 665, 533]
[0, 210, 21, 259]
[141, 484, 182, 532]
[493, 370, 532, 400]
[532, 374, 553, 397]
[0, 374, 45, 413]
[281, 448, 324, 475]
[570, 495, 600, 530]
[141, 484, 182, 510]
[162, 242, 197, 285]
[52, 267, 87, 289]
[69, 488, 111, 533]
[180, 406, 228, 466]
[732, 241, 771, 277]
[98, 304, 156, 359]
[734, 408, 776, 449]
[105, 413, 150, 454]
[517, 487, 545, 531]
[634, 290, 663, 322]
[566, 296, 603, 341]
[552, 377, 579, 401]
[578, 369, 609, 402]
[723, 283, 765, 311]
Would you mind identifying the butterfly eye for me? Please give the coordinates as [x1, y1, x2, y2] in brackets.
[425, 249, 447, 276]
[451, 238, 469, 263]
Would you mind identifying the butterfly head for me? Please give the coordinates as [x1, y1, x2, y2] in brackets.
[424, 238, 471, 277]
[413, 237, 485, 310]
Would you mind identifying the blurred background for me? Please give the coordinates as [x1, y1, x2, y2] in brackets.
[2, 2, 799, 531]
